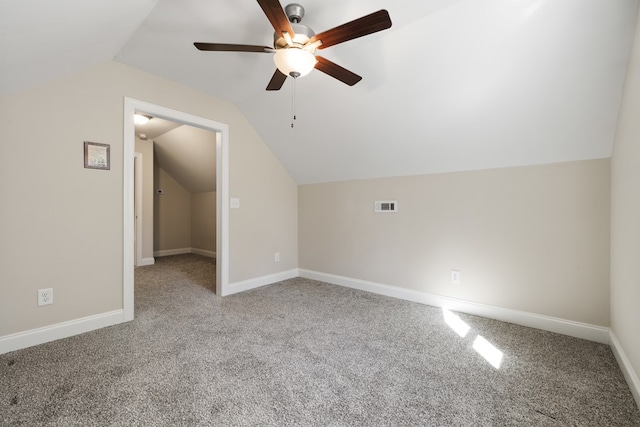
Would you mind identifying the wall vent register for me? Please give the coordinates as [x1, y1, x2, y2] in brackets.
[374, 200, 398, 213]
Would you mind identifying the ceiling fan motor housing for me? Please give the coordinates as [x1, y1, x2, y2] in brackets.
[273, 23, 315, 49]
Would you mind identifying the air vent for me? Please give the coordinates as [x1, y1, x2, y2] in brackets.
[374, 200, 398, 213]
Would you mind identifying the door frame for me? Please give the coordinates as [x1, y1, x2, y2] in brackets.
[123, 97, 229, 321]
[134, 152, 143, 267]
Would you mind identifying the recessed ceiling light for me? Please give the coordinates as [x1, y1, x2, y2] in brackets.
[134, 114, 151, 125]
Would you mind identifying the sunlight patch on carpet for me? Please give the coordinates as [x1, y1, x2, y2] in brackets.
[442, 307, 504, 369]
[442, 308, 470, 338]
[473, 335, 504, 369]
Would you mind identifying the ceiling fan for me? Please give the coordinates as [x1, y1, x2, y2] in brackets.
[194, 1, 392, 90]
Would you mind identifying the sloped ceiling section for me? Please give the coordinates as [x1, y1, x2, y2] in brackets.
[135, 116, 181, 140]
[115, 0, 639, 184]
[153, 125, 217, 193]
[0, 0, 158, 96]
[2, 0, 638, 185]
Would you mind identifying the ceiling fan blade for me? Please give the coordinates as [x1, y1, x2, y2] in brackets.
[310, 10, 392, 50]
[256, 0, 295, 39]
[194, 42, 273, 53]
[314, 56, 362, 86]
[266, 69, 288, 91]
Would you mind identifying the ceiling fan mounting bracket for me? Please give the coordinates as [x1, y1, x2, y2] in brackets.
[285, 3, 305, 23]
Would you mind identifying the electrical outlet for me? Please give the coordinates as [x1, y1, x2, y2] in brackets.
[38, 288, 53, 306]
[274, 252, 280, 262]
[230, 198, 240, 209]
[450, 270, 461, 284]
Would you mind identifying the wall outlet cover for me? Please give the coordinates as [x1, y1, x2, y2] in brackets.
[451, 270, 461, 284]
[38, 288, 54, 306]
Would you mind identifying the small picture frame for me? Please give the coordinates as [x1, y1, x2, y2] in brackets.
[84, 141, 110, 170]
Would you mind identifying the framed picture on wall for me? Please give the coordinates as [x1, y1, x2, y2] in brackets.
[84, 141, 110, 170]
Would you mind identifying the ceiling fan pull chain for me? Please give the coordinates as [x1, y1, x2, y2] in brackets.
[291, 76, 297, 128]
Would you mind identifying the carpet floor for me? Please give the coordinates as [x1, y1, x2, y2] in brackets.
[1, 254, 639, 426]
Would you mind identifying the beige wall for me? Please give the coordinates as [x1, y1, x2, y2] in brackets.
[153, 170, 215, 255]
[154, 167, 191, 252]
[135, 137, 154, 261]
[0, 61, 298, 336]
[191, 192, 216, 253]
[611, 5, 640, 396]
[299, 159, 610, 326]
[230, 123, 299, 281]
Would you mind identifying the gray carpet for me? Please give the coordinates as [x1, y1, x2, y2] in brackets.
[1, 254, 639, 426]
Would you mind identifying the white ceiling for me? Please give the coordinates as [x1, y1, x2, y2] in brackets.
[135, 118, 216, 193]
[0, 0, 158, 96]
[135, 116, 181, 140]
[2, 0, 638, 185]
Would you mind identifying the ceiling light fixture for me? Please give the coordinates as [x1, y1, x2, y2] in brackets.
[271, 5, 318, 80]
[134, 114, 151, 125]
[273, 47, 317, 78]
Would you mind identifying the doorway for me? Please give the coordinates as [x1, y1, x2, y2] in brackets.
[123, 98, 229, 322]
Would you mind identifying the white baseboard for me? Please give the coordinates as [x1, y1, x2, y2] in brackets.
[154, 248, 216, 258]
[191, 248, 216, 258]
[137, 257, 155, 266]
[154, 248, 191, 257]
[0, 310, 124, 355]
[299, 269, 610, 344]
[610, 331, 640, 409]
[224, 269, 299, 297]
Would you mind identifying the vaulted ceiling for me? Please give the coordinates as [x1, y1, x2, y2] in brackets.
[153, 123, 218, 193]
[2, 0, 638, 184]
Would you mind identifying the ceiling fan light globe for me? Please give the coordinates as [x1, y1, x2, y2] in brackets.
[274, 48, 316, 78]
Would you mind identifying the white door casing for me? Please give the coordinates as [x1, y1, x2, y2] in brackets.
[123, 97, 229, 321]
